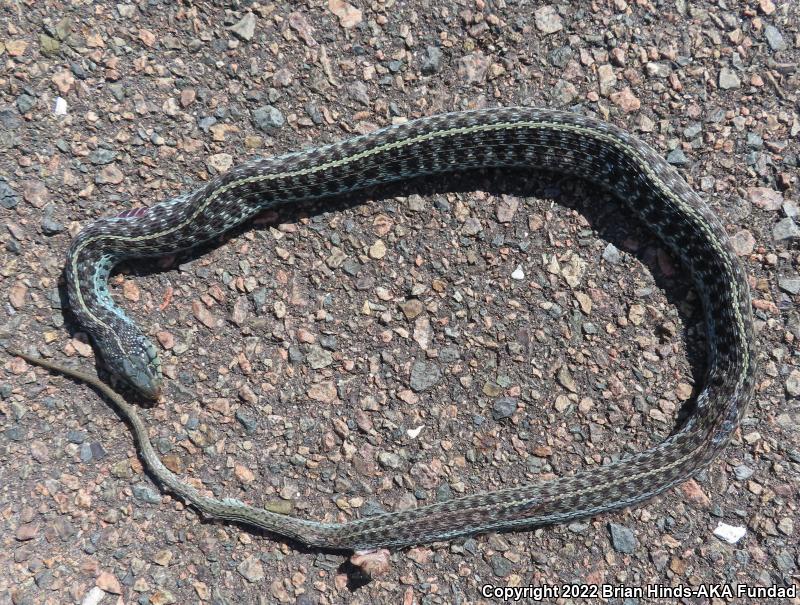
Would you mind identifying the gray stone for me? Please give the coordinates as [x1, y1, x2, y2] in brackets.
[439, 346, 461, 363]
[409, 360, 442, 392]
[67, 430, 86, 444]
[90, 442, 106, 460]
[548, 46, 573, 69]
[602, 243, 621, 264]
[435, 483, 453, 502]
[667, 148, 689, 165]
[719, 67, 740, 90]
[492, 397, 517, 420]
[377, 451, 403, 470]
[89, 148, 116, 165]
[42, 203, 65, 235]
[235, 409, 257, 433]
[0, 108, 21, 130]
[42, 216, 64, 235]
[608, 522, 637, 554]
[787, 370, 800, 398]
[733, 465, 754, 481]
[133, 484, 162, 504]
[764, 25, 787, 51]
[420, 45, 443, 75]
[490, 554, 513, 577]
[683, 123, 702, 139]
[347, 81, 370, 106]
[778, 277, 800, 295]
[252, 105, 284, 131]
[230, 13, 256, 41]
[747, 132, 763, 149]
[773, 218, 799, 241]
[0, 177, 19, 209]
[306, 345, 332, 369]
[16, 94, 35, 113]
[319, 335, 337, 351]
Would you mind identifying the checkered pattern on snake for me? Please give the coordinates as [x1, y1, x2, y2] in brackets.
[15, 107, 755, 550]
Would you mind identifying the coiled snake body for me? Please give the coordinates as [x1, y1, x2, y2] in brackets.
[13, 108, 755, 550]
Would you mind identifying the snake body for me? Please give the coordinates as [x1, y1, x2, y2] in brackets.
[15, 108, 755, 549]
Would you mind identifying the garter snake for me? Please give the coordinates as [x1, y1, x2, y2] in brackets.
[10, 107, 755, 550]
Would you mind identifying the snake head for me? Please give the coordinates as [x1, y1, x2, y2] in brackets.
[99, 330, 163, 399]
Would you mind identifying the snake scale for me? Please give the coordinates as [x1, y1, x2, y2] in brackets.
[11, 108, 755, 550]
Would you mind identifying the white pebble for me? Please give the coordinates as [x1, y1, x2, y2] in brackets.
[81, 586, 105, 605]
[53, 96, 68, 115]
[406, 425, 424, 439]
[713, 522, 746, 544]
[511, 265, 525, 280]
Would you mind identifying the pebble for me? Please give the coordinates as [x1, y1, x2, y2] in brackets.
[778, 277, 800, 295]
[496, 195, 519, 223]
[41, 205, 64, 235]
[229, 12, 256, 41]
[96, 571, 122, 594]
[597, 64, 617, 96]
[608, 522, 637, 553]
[329, 0, 362, 29]
[377, 451, 402, 470]
[772, 218, 799, 241]
[96, 165, 124, 185]
[132, 484, 162, 504]
[53, 96, 67, 115]
[610, 87, 641, 112]
[666, 148, 689, 165]
[288, 11, 317, 47]
[718, 67, 741, 89]
[368, 239, 387, 259]
[306, 345, 332, 369]
[235, 409, 257, 433]
[764, 25, 787, 51]
[511, 265, 525, 280]
[252, 105, 285, 131]
[786, 370, 800, 398]
[22, 179, 49, 208]
[492, 397, 517, 420]
[81, 586, 105, 605]
[409, 360, 442, 392]
[0, 177, 19, 209]
[16, 93, 35, 113]
[534, 5, 563, 34]
[602, 243, 621, 264]
[457, 51, 489, 84]
[399, 299, 424, 320]
[89, 148, 116, 165]
[206, 153, 233, 173]
[490, 554, 514, 577]
[713, 522, 746, 544]
[748, 186, 784, 210]
[730, 229, 755, 256]
[237, 555, 265, 582]
[420, 45, 443, 75]
[557, 366, 577, 393]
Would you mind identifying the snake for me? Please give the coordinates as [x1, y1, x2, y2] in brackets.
[10, 107, 755, 551]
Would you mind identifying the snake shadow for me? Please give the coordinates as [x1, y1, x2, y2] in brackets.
[52, 166, 710, 586]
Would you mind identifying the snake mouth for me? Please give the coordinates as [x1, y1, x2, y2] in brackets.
[139, 380, 162, 400]
[119, 357, 163, 399]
